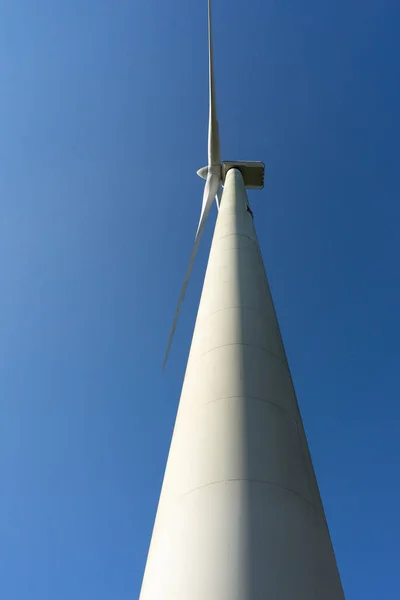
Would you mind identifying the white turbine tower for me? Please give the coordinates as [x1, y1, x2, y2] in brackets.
[140, 1, 345, 598]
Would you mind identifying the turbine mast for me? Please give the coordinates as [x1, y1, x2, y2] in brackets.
[139, 169, 345, 599]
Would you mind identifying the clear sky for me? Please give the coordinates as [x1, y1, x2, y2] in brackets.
[0, 0, 399, 597]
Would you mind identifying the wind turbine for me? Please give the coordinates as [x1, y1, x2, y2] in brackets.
[140, 1, 345, 598]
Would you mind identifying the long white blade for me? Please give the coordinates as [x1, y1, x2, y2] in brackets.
[163, 0, 221, 369]
[163, 173, 220, 370]
[207, 0, 220, 167]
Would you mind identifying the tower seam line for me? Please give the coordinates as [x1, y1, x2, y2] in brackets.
[176, 477, 322, 515]
[190, 342, 286, 365]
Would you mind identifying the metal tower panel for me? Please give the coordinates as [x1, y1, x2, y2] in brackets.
[139, 169, 344, 599]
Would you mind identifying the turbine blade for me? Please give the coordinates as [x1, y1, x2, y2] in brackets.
[207, 0, 220, 167]
[163, 174, 219, 370]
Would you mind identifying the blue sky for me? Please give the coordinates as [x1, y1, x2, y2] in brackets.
[0, 0, 399, 597]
